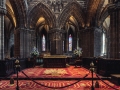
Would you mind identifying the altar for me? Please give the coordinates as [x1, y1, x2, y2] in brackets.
[43, 55, 67, 68]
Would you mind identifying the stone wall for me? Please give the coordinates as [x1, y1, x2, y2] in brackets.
[94, 28, 103, 57]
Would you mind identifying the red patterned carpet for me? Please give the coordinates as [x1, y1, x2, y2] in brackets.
[1, 66, 120, 90]
[0, 80, 120, 90]
[11, 66, 99, 79]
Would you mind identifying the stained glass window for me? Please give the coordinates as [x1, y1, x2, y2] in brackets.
[69, 34, 72, 51]
[42, 34, 46, 51]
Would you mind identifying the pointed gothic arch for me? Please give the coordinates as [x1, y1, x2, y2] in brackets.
[9, 0, 27, 28]
[98, 4, 114, 26]
[58, 1, 85, 28]
[28, 2, 56, 28]
[6, 5, 16, 28]
[36, 26, 49, 52]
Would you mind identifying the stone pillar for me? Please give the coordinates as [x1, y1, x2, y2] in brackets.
[14, 28, 35, 58]
[14, 28, 20, 57]
[46, 33, 50, 53]
[49, 28, 65, 55]
[26, 29, 35, 57]
[20, 28, 35, 58]
[74, 37, 77, 50]
[65, 32, 68, 53]
[0, 0, 7, 60]
[118, 9, 120, 58]
[80, 28, 94, 57]
[109, 5, 120, 58]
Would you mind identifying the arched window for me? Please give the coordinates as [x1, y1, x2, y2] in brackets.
[69, 34, 72, 51]
[42, 34, 46, 51]
[102, 33, 106, 55]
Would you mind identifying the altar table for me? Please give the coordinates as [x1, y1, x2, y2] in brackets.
[43, 55, 67, 68]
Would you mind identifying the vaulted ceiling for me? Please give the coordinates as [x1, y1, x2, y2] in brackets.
[5, 0, 111, 31]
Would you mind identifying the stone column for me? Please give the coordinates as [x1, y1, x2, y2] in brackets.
[109, 5, 120, 58]
[14, 28, 35, 58]
[20, 28, 35, 58]
[80, 28, 94, 57]
[46, 33, 50, 53]
[65, 31, 68, 53]
[73, 37, 77, 50]
[14, 28, 20, 58]
[26, 29, 35, 57]
[0, 0, 7, 60]
[118, 9, 120, 58]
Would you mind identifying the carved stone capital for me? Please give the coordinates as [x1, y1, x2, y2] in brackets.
[0, 6, 7, 15]
[49, 28, 65, 33]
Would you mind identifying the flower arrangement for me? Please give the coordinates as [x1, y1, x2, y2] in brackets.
[73, 47, 82, 57]
[30, 46, 39, 57]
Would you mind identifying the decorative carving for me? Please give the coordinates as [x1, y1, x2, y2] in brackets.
[49, 28, 65, 41]
[0, 7, 7, 14]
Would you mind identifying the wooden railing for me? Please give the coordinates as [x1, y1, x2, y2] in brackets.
[82, 57, 120, 77]
[0, 58, 27, 77]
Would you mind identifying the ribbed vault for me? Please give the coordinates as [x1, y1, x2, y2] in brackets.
[5, 0, 113, 30]
[86, 0, 101, 27]
[6, 5, 16, 28]
[28, 2, 56, 29]
[99, 4, 115, 26]
[58, 1, 85, 28]
[9, 0, 27, 28]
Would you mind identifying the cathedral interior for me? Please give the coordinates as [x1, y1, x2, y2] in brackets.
[0, 0, 120, 89]
[1, 0, 119, 59]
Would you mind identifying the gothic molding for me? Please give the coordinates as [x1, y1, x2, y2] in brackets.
[98, 4, 115, 27]
[98, 2, 120, 27]
[9, 0, 27, 28]
[0, 6, 7, 15]
[95, 0, 104, 26]
[94, 27, 103, 33]
[49, 28, 65, 41]
[28, 2, 56, 28]
[6, 5, 16, 27]
[86, 0, 101, 26]
[58, 1, 85, 28]
[79, 27, 94, 33]
[49, 28, 65, 33]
